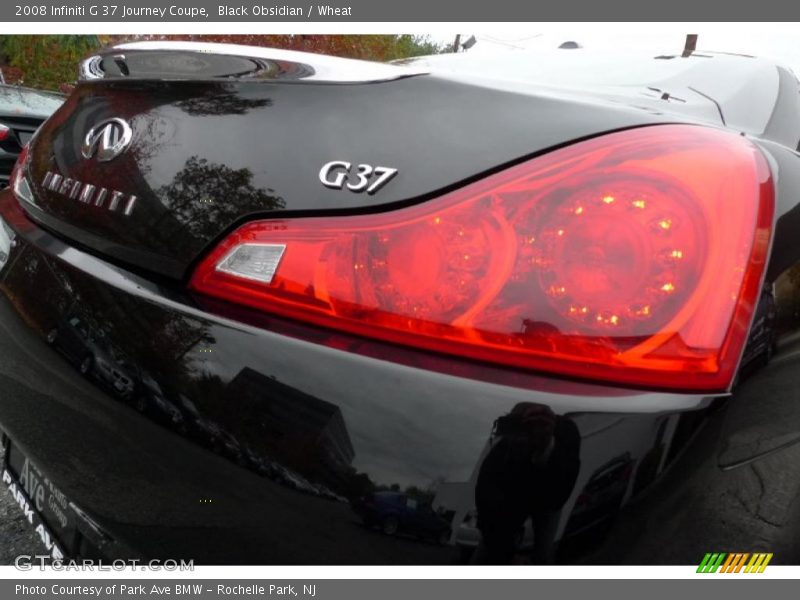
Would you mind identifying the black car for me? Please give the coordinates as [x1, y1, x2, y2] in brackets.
[0, 84, 63, 187]
[47, 312, 137, 398]
[2, 41, 800, 565]
[352, 491, 452, 544]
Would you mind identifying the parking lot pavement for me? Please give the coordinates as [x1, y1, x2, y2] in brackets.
[0, 444, 45, 565]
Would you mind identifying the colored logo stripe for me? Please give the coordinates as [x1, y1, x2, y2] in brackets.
[733, 553, 749, 573]
[697, 552, 772, 573]
[697, 553, 726, 573]
[745, 553, 773, 573]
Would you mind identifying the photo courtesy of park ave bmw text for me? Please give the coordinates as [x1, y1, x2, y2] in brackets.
[1, 0, 800, 595]
[14, 584, 318, 595]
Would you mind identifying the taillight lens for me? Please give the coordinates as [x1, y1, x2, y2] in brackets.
[9, 143, 34, 205]
[190, 125, 774, 392]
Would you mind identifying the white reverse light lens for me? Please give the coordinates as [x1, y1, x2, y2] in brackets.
[215, 243, 286, 284]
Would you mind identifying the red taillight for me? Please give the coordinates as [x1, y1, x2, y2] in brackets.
[9, 143, 35, 208]
[0, 124, 10, 142]
[10, 143, 28, 181]
[190, 125, 774, 392]
[10, 142, 30, 193]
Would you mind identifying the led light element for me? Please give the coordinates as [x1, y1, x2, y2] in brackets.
[215, 243, 286, 284]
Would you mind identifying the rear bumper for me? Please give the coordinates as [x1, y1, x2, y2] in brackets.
[1, 189, 800, 564]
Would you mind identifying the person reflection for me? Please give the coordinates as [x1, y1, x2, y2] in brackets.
[473, 402, 580, 564]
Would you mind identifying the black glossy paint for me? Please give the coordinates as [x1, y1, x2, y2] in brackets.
[2, 48, 800, 565]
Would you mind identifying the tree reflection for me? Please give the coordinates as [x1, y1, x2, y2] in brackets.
[175, 92, 272, 116]
[153, 156, 285, 240]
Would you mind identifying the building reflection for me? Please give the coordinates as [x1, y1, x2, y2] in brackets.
[226, 367, 355, 491]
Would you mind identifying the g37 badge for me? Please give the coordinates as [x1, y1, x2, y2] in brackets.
[319, 161, 398, 195]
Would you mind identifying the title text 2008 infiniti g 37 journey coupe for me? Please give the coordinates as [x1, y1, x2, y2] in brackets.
[1, 41, 800, 565]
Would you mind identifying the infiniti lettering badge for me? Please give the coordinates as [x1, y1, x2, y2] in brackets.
[81, 117, 133, 162]
[41, 171, 137, 217]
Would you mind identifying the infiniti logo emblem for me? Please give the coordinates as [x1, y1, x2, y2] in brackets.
[81, 117, 132, 162]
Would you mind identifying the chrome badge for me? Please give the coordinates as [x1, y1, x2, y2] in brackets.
[41, 171, 137, 217]
[81, 117, 132, 162]
[319, 161, 398, 195]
